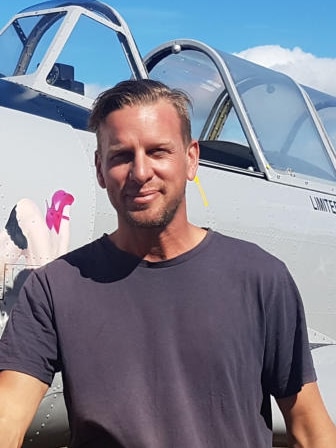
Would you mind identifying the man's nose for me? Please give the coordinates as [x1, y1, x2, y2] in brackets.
[129, 152, 153, 184]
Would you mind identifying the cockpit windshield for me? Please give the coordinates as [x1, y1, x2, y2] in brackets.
[0, 0, 146, 99]
[0, 12, 65, 77]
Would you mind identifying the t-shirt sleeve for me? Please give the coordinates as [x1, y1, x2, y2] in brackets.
[262, 262, 317, 399]
[0, 269, 59, 385]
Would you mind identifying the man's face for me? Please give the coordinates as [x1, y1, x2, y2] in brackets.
[95, 100, 199, 229]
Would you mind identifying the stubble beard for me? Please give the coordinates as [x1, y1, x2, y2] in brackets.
[123, 194, 184, 229]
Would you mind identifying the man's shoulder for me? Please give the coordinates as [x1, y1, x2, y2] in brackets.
[62, 235, 106, 262]
[33, 235, 108, 278]
[211, 230, 279, 258]
[34, 234, 137, 283]
[209, 231, 298, 306]
[210, 230, 287, 273]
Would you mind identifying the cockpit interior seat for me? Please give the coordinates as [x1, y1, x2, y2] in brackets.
[199, 140, 259, 171]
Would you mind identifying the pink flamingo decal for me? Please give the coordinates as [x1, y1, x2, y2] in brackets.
[46, 190, 75, 234]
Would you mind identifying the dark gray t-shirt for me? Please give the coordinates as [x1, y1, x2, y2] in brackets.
[0, 230, 316, 447]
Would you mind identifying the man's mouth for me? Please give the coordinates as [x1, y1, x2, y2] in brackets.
[125, 189, 159, 204]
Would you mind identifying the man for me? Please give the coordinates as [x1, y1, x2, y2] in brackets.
[0, 79, 335, 447]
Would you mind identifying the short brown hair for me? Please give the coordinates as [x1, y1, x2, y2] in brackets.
[89, 79, 192, 149]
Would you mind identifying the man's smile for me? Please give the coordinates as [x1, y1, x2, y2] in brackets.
[124, 189, 160, 205]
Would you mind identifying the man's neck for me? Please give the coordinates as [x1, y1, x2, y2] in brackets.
[109, 223, 207, 262]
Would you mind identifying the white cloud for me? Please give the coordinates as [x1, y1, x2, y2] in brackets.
[235, 45, 336, 96]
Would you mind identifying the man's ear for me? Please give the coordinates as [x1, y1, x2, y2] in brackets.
[186, 140, 200, 181]
[95, 150, 106, 189]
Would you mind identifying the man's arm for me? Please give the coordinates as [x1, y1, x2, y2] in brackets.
[0, 370, 49, 448]
[277, 381, 336, 447]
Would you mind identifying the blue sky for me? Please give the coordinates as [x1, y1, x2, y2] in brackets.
[1, 0, 336, 94]
[1, 0, 335, 58]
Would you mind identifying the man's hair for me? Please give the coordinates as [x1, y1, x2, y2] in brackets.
[89, 79, 193, 148]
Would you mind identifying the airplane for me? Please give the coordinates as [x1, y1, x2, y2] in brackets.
[0, 1, 335, 447]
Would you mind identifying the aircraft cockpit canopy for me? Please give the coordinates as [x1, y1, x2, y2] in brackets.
[0, 0, 147, 105]
[145, 40, 336, 188]
[1, 1, 336, 191]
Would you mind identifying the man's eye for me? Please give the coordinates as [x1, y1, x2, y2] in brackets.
[109, 152, 133, 165]
[149, 149, 167, 158]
